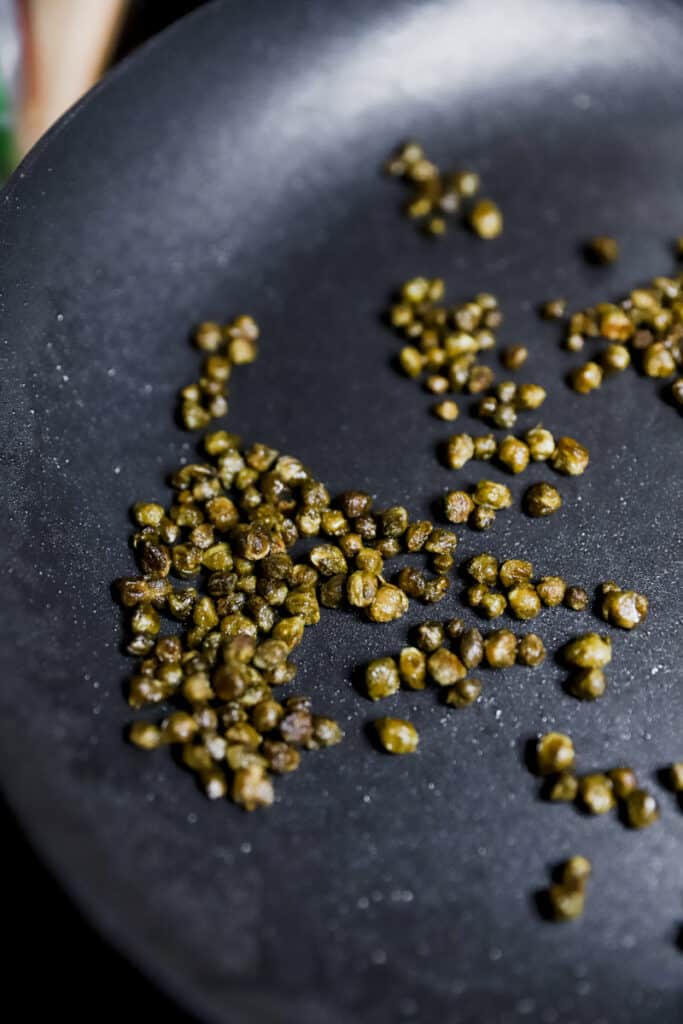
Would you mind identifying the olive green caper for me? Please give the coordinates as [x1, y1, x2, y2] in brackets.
[563, 633, 612, 669]
[524, 482, 562, 517]
[571, 361, 603, 394]
[414, 620, 445, 652]
[536, 576, 566, 607]
[427, 648, 467, 686]
[129, 720, 163, 750]
[459, 628, 485, 669]
[625, 788, 660, 828]
[375, 717, 419, 754]
[600, 587, 648, 630]
[446, 433, 475, 470]
[507, 585, 540, 620]
[367, 584, 409, 623]
[551, 436, 590, 476]
[468, 553, 499, 585]
[517, 633, 546, 667]
[470, 199, 503, 239]
[365, 657, 400, 701]
[536, 732, 575, 776]
[470, 506, 497, 530]
[525, 426, 555, 461]
[549, 772, 578, 802]
[484, 629, 518, 668]
[608, 767, 638, 799]
[568, 668, 606, 701]
[498, 436, 530, 474]
[563, 856, 592, 886]
[399, 646, 427, 690]
[579, 774, 616, 815]
[499, 559, 533, 588]
[472, 480, 512, 509]
[480, 591, 507, 619]
[564, 585, 589, 611]
[501, 345, 528, 370]
[445, 677, 482, 708]
[540, 298, 567, 320]
[444, 490, 475, 523]
[586, 235, 619, 264]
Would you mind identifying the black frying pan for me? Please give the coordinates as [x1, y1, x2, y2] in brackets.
[1, 2, 682, 1021]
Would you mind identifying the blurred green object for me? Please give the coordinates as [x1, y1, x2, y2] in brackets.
[0, 76, 16, 178]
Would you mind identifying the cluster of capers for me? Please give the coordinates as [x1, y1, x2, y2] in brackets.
[474, 381, 546, 430]
[179, 316, 259, 430]
[548, 271, 683, 404]
[546, 856, 592, 922]
[365, 617, 547, 711]
[597, 580, 649, 630]
[464, 554, 588, 622]
[445, 431, 589, 477]
[384, 141, 502, 239]
[443, 480, 512, 531]
[535, 733, 660, 828]
[119, 435, 368, 807]
[389, 278, 503, 411]
[561, 632, 612, 701]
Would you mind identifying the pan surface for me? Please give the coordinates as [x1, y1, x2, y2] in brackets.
[1, 1, 682, 1021]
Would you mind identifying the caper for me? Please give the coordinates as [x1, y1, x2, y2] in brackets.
[232, 764, 274, 811]
[551, 436, 590, 476]
[446, 433, 475, 470]
[579, 774, 615, 815]
[367, 584, 409, 623]
[600, 587, 648, 630]
[501, 345, 528, 370]
[525, 426, 555, 461]
[608, 767, 638, 799]
[375, 717, 419, 754]
[568, 668, 606, 701]
[537, 732, 575, 776]
[472, 480, 512, 509]
[444, 490, 475, 523]
[434, 399, 460, 421]
[586, 235, 619, 264]
[365, 657, 401, 701]
[524, 482, 562, 517]
[549, 772, 578, 801]
[428, 648, 467, 686]
[571, 361, 603, 394]
[564, 585, 589, 611]
[484, 629, 518, 668]
[540, 298, 567, 320]
[563, 633, 612, 669]
[536, 576, 566, 607]
[470, 506, 497, 530]
[517, 633, 546, 667]
[499, 436, 532, 475]
[563, 856, 592, 886]
[445, 677, 482, 708]
[499, 559, 533, 588]
[470, 199, 503, 239]
[129, 721, 163, 750]
[399, 646, 427, 690]
[459, 628, 485, 669]
[480, 592, 507, 619]
[468, 553, 498, 585]
[625, 789, 660, 829]
[414, 620, 445, 652]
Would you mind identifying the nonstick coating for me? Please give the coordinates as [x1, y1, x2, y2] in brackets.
[1, 2, 682, 1022]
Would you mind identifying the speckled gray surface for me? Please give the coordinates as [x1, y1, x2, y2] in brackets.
[1, 1, 682, 1021]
